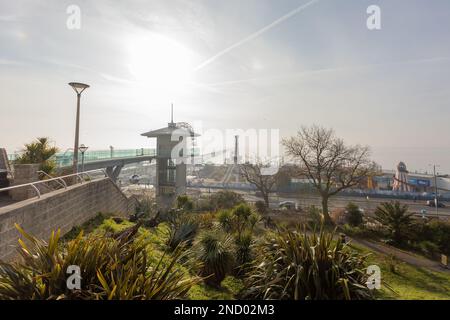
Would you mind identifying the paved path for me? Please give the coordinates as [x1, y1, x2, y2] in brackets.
[349, 237, 450, 273]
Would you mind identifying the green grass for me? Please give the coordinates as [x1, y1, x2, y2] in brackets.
[188, 276, 244, 300]
[63, 212, 110, 240]
[349, 243, 450, 300]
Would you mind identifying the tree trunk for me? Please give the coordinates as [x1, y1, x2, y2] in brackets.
[263, 193, 270, 209]
[321, 196, 333, 225]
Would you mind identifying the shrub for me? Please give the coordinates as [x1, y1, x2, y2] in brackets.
[232, 204, 253, 236]
[217, 209, 233, 233]
[195, 212, 216, 229]
[254, 201, 267, 215]
[234, 231, 254, 274]
[374, 201, 414, 244]
[345, 202, 363, 227]
[307, 205, 323, 228]
[243, 226, 372, 300]
[166, 215, 199, 251]
[340, 224, 379, 240]
[421, 220, 450, 256]
[176, 195, 194, 212]
[0, 225, 198, 300]
[210, 191, 245, 210]
[196, 231, 235, 287]
[132, 196, 157, 221]
[14, 137, 58, 175]
[417, 240, 440, 259]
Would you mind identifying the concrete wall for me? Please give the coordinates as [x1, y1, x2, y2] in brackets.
[0, 177, 135, 261]
[9, 164, 40, 201]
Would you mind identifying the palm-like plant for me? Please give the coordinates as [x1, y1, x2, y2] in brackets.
[234, 231, 254, 274]
[244, 226, 372, 300]
[15, 137, 58, 175]
[0, 225, 199, 300]
[166, 215, 199, 251]
[374, 201, 414, 244]
[196, 231, 235, 287]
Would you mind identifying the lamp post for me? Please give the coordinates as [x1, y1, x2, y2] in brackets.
[79, 144, 88, 172]
[68, 82, 89, 174]
[429, 164, 440, 217]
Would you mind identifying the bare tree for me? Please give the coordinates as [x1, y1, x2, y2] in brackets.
[239, 162, 279, 208]
[282, 125, 378, 224]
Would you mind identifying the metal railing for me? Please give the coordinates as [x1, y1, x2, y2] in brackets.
[37, 170, 68, 189]
[0, 169, 107, 199]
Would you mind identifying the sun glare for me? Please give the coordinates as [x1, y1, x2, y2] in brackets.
[128, 34, 194, 93]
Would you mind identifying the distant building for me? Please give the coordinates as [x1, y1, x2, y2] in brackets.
[141, 113, 198, 210]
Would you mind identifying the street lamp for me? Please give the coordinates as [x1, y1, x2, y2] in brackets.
[79, 144, 89, 172]
[68, 82, 90, 174]
[429, 164, 440, 217]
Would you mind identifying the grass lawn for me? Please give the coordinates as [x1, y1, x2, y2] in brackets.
[349, 243, 450, 300]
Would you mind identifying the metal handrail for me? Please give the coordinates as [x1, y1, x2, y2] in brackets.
[37, 171, 67, 189]
[0, 169, 107, 199]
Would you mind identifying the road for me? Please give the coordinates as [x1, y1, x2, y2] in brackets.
[189, 187, 450, 218]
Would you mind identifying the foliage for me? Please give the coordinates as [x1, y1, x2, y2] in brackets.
[196, 231, 235, 287]
[254, 201, 267, 215]
[243, 226, 372, 300]
[14, 137, 58, 175]
[231, 204, 253, 237]
[374, 201, 414, 244]
[217, 209, 233, 233]
[0, 225, 198, 300]
[416, 241, 441, 259]
[340, 224, 379, 240]
[345, 202, 363, 227]
[132, 196, 158, 222]
[282, 125, 378, 224]
[218, 204, 260, 237]
[194, 212, 216, 229]
[63, 212, 108, 240]
[307, 205, 323, 228]
[414, 220, 450, 256]
[166, 215, 199, 252]
[176, 195, 194, 211]
[210, 191, 244, 210]
[234, 231, 254, 274]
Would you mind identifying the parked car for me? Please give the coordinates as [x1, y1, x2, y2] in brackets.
[426, 200, 446, 208]
[279, 201, 297, 210]
[129, 174, 140, 184]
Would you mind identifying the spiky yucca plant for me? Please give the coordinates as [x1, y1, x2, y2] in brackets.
[197, 231, 235, 287]
[244, 226, 372, 300]
[166, 215, 199, 252]
[0, 225, 199, 300]
[234, 231, 254, 275]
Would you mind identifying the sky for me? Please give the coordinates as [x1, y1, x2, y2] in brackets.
[1, 0, 450, 173]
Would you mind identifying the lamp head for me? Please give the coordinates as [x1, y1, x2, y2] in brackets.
[79, 144, 88, 154]
[69, 82, 90, 94]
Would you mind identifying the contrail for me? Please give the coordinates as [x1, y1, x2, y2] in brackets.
[194, 0, 320, 72]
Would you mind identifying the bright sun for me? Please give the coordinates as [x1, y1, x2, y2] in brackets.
[128, 34, 194, 93]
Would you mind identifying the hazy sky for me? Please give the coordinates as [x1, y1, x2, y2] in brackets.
[1, 0, 450, 173]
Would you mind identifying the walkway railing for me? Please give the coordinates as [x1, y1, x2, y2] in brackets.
[0, 169, 107, 199]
